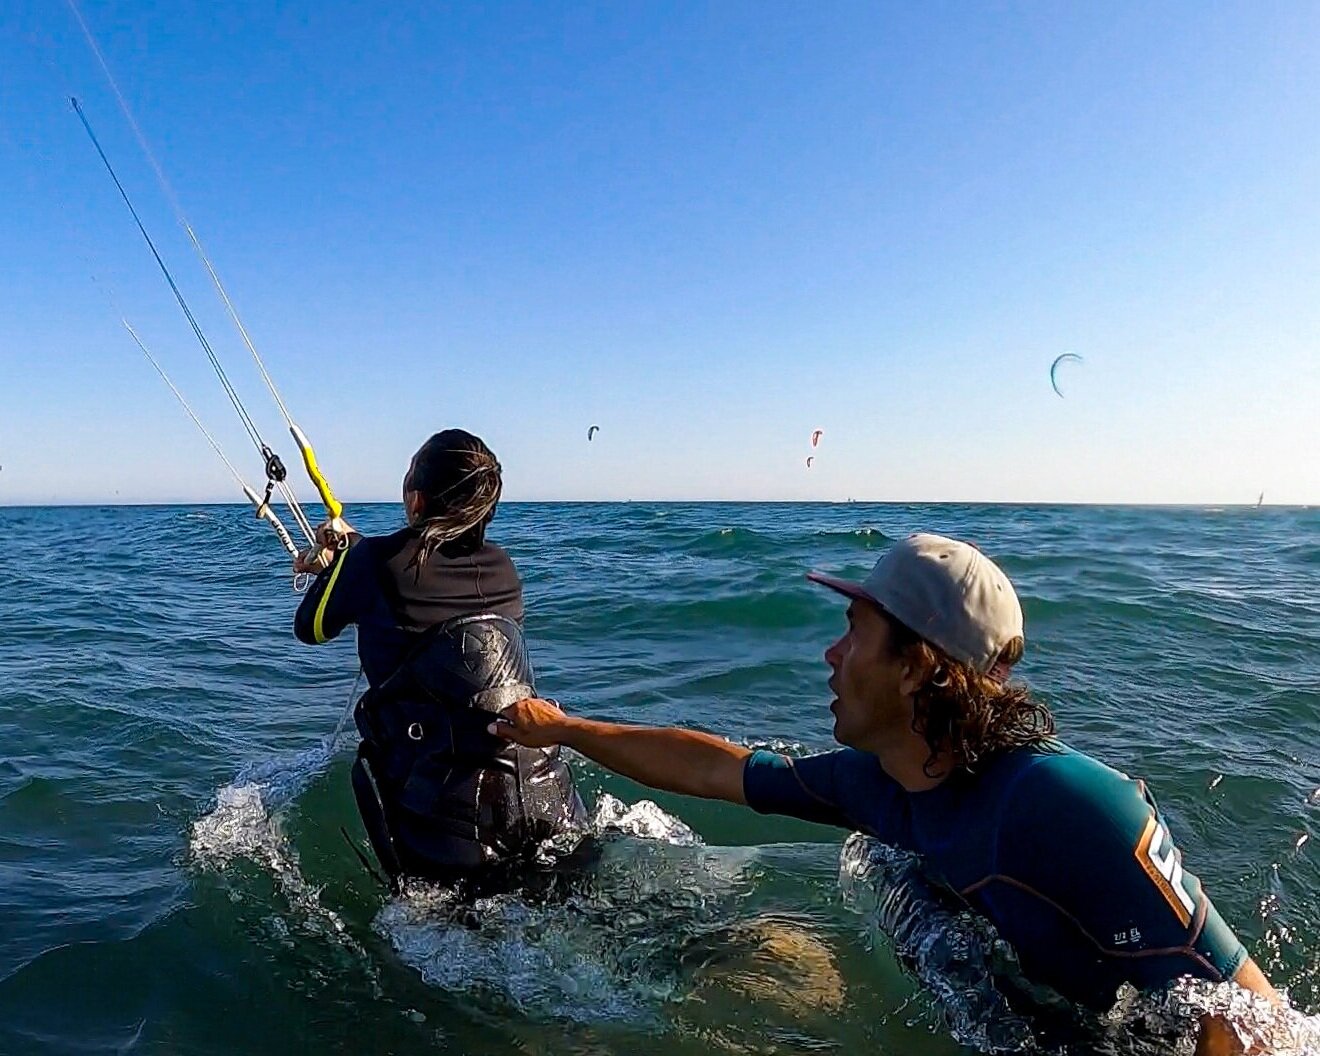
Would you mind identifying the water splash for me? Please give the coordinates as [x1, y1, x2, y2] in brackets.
[744, 737, 810, 756]
[189, 781, 287, 873]
[376, 885, 667, 1023]
[588, 793, 701, 845]
[839, 834, 1038, 1053]
[839, 833, 1320, 1055]
[373, 795, 782, 1027]
[191, 740, 346, 861]
[1152, 977, 1320, 1056]
[187, 740, 366, 962]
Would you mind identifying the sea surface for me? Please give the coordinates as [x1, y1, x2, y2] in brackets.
[1, 501, 1317, 1055]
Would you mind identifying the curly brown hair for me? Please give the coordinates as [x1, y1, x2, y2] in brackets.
[880, 613, 1054, 776]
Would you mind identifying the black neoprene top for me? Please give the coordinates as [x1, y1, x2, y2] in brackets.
[293, 528, 524, 686]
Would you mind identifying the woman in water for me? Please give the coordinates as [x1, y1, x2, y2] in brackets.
[293, 429, 586, 886]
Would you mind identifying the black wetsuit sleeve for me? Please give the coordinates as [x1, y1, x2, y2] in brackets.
[293, 535, 366, 645]
[970, 754, 1248, 1008]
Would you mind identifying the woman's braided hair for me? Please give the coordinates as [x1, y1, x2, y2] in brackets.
[405, 429, 503, 575]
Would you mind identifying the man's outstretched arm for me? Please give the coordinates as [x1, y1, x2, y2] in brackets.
[492, 697, 750, 803]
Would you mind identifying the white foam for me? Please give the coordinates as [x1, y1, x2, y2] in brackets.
[588, 792, 701, 845]
[188, 739, 343, 870]
[189, 781, 286, 872]
[188, 745, 370, 970]
[744, 737, 809, 756]
[377, 887, 660, 1023]
[1158, 977, 1320, 1056]
[373, 795, 759, 1025]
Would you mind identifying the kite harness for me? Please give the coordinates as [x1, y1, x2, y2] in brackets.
[350, 614, 587, 884]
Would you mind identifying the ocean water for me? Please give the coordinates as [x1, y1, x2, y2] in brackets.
[0, 501, 1317, 1055]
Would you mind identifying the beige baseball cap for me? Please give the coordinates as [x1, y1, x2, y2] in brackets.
[808, 532, 1024, 678]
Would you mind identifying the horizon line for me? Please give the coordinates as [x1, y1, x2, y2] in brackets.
[0, 498, 1307, 511]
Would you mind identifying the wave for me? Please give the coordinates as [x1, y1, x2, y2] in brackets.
[812, 526, 894, 545]
[681, 527, 781, 558]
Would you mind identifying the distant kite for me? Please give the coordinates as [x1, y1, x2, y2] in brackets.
[1050, 354, 1083, 398]
[587, 425, 600, 441]
[810, 429, 824, 448]
[806, 456, 814, 469]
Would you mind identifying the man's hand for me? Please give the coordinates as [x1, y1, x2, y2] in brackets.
[490, 697, 577, 747]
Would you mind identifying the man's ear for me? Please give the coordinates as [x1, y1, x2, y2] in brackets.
[898, 651, 935, 697]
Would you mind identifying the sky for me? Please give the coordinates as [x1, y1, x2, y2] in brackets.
[1, 1, 1318, 505]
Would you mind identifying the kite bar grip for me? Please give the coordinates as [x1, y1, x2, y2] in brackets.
[243, 484, 300, 557]
[289, 423, 343, 520]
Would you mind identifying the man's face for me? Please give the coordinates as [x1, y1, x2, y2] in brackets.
[824, 600, 912, 751]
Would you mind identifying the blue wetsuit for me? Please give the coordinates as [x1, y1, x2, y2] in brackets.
[743, 742, 1246, 1010]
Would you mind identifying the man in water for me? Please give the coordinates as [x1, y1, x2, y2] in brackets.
[493, 533, 1274, 1054]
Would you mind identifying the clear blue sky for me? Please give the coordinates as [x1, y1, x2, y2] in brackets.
[2, 1, 1317, 505]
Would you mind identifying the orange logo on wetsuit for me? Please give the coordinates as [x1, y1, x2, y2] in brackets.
[1135, 816, 1196, 926]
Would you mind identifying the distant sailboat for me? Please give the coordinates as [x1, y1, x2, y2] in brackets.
[1256, 491, 1265, 509]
